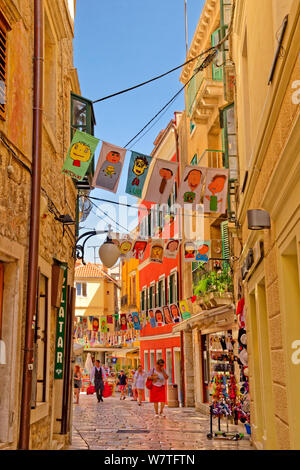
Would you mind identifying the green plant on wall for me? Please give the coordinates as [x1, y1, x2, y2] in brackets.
[193, 269, 233, 296]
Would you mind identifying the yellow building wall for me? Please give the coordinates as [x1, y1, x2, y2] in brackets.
[232, 0, 300, 450]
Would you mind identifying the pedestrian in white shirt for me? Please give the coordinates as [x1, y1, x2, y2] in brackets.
[90, 360, 107, 403]
[133, 364, 147, 406]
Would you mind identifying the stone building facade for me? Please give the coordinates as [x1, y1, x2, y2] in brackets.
[231, 0, 300, 450]
[0, 0, 85, 449]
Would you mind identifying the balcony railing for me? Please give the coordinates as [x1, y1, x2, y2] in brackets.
[198, 149, 224, 169]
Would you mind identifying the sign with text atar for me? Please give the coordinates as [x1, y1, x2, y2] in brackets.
[54, 263, 68, 379]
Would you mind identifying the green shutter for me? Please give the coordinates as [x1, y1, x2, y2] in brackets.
[211, 29, 223, 81]
[221, 221, 230, 271]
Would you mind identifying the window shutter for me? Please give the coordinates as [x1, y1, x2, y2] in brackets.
[221, 221, 230, 271]
[174, 272, 179, 303]
[211, 29, 223, 81]
[167, 276, 170, 305]
[156, 281, 159, 307]
[162, 279, 166, 306]
[0, 15, 8, 119]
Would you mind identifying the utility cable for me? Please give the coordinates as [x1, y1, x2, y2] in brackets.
[90, 200, 130, 233]
[124, 49, 218, 148]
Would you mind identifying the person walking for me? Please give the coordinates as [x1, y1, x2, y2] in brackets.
[148, 359, 169, 418]
[73, 365, 82, 405]
[117, 370, 128, 400]
[91, 360, 107, 403]
[133, 364, 147, 406]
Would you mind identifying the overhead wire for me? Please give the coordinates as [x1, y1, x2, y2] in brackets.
[90, 199, 130, 233]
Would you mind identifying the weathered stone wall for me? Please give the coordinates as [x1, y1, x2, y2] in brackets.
[0, 0, 80, 449]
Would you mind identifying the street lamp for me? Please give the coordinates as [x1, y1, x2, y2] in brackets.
[75, 224, 120, 268]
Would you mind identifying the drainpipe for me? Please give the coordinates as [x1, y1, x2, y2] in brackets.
[172, 120, 185, 406]
[19, 0, 44, 450]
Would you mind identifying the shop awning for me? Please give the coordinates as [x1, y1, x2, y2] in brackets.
[172, 304, 235, 333]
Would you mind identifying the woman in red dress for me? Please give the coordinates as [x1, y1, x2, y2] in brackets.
[148, 359, 169, 418]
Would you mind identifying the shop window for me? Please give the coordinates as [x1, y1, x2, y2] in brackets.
[76, 282, 87, 297]
[0, 13, 9, 120]
[166, 349, 173, 384]
[31, 273, 49, 407]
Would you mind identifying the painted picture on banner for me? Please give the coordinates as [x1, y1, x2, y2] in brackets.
[179, 300, 191, 320]
[163, 306, 174, 325]
[150, 241, 164, 263]
[120, 314, 127, 331]
[149, 309, 156, 328]
[92, 317, 99, 331]
[144, 159, 178, 204]
[132, 312, 141, 330]
[119, 239, 133, 256]
[92, 141, 126, 193]
[100, 316, 107, 333]
[164, 239, 180, 259]
[177, 166, 206, 208]
[196, 241, 211, 263]
[184, 241, 197, 262]
[62, 130, 99, 181]
[126, 151, 152, 198]
[154, 308, 165, 327]
[170, 304, 181, 323]
[132, 240, 148, 260]
[204, 168, 229, 214]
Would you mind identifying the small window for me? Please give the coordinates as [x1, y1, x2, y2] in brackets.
[76, 282, 87, 297]
[0, 13, 10, 120]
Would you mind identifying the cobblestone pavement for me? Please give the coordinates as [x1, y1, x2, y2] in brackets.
[68, 393, 252, 451]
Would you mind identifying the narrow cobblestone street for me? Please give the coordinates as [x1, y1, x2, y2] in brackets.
[68, 393, 252, 451]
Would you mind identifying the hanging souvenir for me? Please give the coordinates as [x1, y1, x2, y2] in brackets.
[127, 313, 134, 329]
[164, 239, 180, 259]
[62, 130, 100, 181]
[125, 151, 152, 198]
[150, 240, 164, 263]
[184, 241, 196, 262]
[177, 166, 206, 208]
[144, 158, 178, 205]
[100, 316, 107, 333]
[132, 239, 148, 260]
[88, 316, 94, 330]
[162, 306, 173, 325]
[92, 317, 99, 332]
[169, 303, 182, 323]
[92, 141, 126, 193]
[132, 312, 141, 330]
[195, 241, 211, 263]
[120, 313, 127, 331]
[204, 168, 229, 214]
[179, 300, 191, 320]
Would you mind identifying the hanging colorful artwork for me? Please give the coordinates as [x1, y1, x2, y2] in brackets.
[88, 316, 94, 330]
[179, 300, 191, 320]
[120, 313, 127, 331]
[196, 241, 211, 263]
[107, 315, 113, 324]
[141, 312, 147, 328]
[184, 241, 197, 262]
[132, 239, 148, 260]
[92, 317, 99, 331]
[154, 308, 165, 327]
[125, 151, 152, 198]
[132, 312, 141, 330]
[164, 239, 180, 259]
[92, 141, 126, 192]
[119, 238, 133, 257]
[148, 309, 156, 328]
[169, 303, 182, 323]
[163, 306, 174, 325]
[177, 166, 206, 208]
[150, 241, 164, 264]
[100, 316, 107, 333]
[144, 159, 178, 204]
[62, 130, 100, 181]
[127, 313, 134, 329]
[204, 168, 229, 214]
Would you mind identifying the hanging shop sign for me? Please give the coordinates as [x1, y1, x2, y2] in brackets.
[62, 130, 100, 181]
[54, 263, 68, 380]
[92, 141, 127, 193]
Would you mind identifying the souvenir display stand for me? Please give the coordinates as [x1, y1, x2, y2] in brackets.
[207, 331, 249, 440]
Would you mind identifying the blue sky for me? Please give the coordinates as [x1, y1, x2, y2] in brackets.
[74, 0, 205, 262]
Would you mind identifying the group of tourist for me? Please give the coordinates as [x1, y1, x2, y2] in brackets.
[73, 358, 169, 417]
